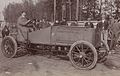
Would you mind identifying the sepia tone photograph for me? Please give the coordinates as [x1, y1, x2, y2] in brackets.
[0, 0, 120, 76]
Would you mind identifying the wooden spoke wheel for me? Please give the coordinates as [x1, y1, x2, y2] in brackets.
[1, 36, 17, 58]
[97, 41, 109, 63]
[68, 41, 98, 70]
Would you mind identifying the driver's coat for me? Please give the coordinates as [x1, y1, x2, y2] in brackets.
[17, 16, 28, 41]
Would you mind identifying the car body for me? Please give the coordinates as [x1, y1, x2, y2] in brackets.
[1, 22, 109, 70]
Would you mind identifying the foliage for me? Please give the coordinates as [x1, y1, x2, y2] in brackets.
[3, 0, 54, 23]
[115, 0, 120, 8]
[81, 0, 100, 20]
[114, 0, 120, 18]
[3, 3, 23, 23]
[4, 0, 120, 23]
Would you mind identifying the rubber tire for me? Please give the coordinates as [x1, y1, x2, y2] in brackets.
[68, 40, 98, 70]
[1, 36, 17, 58]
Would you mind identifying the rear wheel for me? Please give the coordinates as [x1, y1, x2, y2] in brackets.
[68, 41, 98, 70]
[1, 36, 17, 58]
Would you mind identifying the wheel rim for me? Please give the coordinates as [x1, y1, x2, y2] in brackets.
[2, 37, 17, 58]
[70, 43, 96, 69]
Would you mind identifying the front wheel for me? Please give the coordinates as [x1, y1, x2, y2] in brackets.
[1, 36, 17, 58]
[68, 41, 98, 70]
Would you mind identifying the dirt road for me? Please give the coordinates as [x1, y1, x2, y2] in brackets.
[0, 39, 120, 76]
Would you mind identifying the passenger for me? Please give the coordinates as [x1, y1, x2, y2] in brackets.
[54, 20, 59, 26]
[41, 19, 50, 28]
[70, 21, 78, 26]
[60, 18, 67, 25]
[31, 19, 40, 31]
[17, 11, 30, 41]
[85, 18, 94, 28]
[39, 20, 43, 29]
[46, 21, 51, 27]
[36, 19, 40, 30]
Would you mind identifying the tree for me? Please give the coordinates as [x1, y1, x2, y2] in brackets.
[3, 3, 23, 23]
[114, 0, 120, 18]
[3, 0, 54, 23]
[3, 0, 103, 23]
[79, 0, 99, 20]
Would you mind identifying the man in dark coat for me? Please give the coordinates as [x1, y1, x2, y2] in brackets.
[96, 15, 109, 45]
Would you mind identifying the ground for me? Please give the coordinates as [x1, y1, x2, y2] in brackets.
[0, 39, 120, 76]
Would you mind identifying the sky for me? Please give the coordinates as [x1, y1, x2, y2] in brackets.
[0, 0, 22, 20]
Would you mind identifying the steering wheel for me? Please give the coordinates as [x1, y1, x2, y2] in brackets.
[27, 19, 38, 31]
[26, 20, 33, 25]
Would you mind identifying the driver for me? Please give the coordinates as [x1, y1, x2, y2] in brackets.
[17, 11, 30, 41]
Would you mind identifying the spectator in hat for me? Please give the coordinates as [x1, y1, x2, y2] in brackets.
[96, 15, 109, 45]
